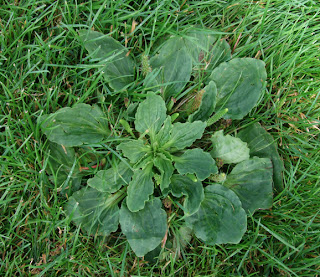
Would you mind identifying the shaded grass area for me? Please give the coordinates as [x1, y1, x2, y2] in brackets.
[1, 0, 319, 276]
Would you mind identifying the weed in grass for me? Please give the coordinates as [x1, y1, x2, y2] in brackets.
[1, 0, 319, 276]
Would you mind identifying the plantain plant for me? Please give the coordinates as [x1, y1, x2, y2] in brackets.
[39, 27, 283, 258]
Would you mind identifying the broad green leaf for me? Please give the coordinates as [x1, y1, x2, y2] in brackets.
[153, 154, 174, 191]
[186, 184, 247, 245]
[65, 187, 120, 236]
[164, 121, 206, 150]
[79, 30, 135, 91]
[188, 81, 217, 122]
[148, 37, 193, 99]
[119, 198, 167, 257]
[117, 139, 150, 163]
[87, 161, 133, 193]
[237, 123, 284, 191]
[47, 142, 82, 193]
[224, 157, 273, 214]
[183, 29, 231, 70]
[210, 130, 250, 164]
[207, 58, 267, 119]
[127, 164, 154, 212]
[155, 116, 173, 147]
[183, 28, 217, 64]
[40, 104, 110, 147]
[126, 102, 139, 117]
[174, 148, 218, 181]
[207, 39, 231, 70]
[143, 67, 162, 91]
[169, 175, 204, 216]
[134, 93, 167, 136]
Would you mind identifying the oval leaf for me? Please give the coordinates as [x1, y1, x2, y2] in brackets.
[79, 30, 135, 91]
[164, 121, 206, 150]
[186, 184, 247, 245]
[65, 187, 120, 236]
[127, 164, 154, 212]
[237, 123, 284, 191]
[210, 130, 250, 164]
[47, 142, 82, 193]
[207, 58, 267, 119]
[206, 39, 231, 71]
[169, 175, 204, 216]
[119, 198, 167, 257]
[147, 37, 193, 99]
[224, 157, 274, 214]
[40, 104, 110, 147]
[87, 161, 133, 193]
[174, 148, 218, 181]
[153, 154, 174, 191]
[134, 93, 167, 136]
[183, 28, 217, 64]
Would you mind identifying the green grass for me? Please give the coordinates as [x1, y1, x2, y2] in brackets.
[1, 0, 319, 276]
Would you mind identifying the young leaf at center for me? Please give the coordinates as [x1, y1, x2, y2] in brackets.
[153, 154, 174, 191]
[117, 139, 151, 164]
